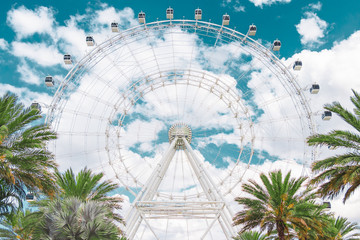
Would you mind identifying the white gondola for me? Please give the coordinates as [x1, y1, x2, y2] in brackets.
[272, 40, 281, 51]
[26, 193, 35, 202]
[310, 84, 320, 94]
[222, 14, 230, 25]
[138, 11, 146, 24]
[166, 7, 174, 19]
[86, 36, 95, 46]
[111, 22, 119, 32]
[31, 102, 41, 112]
[293, 60, 302, 71]
[249, 24, 257, 36]
[195, 8, 202, 20]
[45, 76, 54, 87]
[322, 111, 332, 120]
[64, 54, 72, 64]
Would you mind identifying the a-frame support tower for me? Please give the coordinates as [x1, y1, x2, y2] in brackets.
[125, 123, 235, 239]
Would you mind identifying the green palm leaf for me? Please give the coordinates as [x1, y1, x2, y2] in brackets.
[308, 89, 360, 202]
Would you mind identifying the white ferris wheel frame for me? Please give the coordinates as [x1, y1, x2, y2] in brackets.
[46, 18, 317, 239]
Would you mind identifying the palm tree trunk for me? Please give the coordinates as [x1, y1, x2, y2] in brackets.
[276, 220, 286, 240]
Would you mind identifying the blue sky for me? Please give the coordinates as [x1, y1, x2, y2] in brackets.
[1, 0, 360, 238]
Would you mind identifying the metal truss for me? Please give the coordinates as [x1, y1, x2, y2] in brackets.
[45, 17, 319, 239]
[125, 135, 235, 239]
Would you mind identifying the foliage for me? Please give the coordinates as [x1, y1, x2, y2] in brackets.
[233, 230, 267, 240]
[0, 209, 33, 240]
[55, 167, 123, 224]
[0, 92, 57, 196]
[24, 197, 122, 240]
[308, 89, 360, 203]
[0, 180, 25, 219]
[233, 170, 328, 240]
[330, 216, 360, 240]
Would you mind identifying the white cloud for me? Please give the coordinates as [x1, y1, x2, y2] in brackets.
[12, 42, 62, 66]
[0, 38, 9, 50]
[222, 0, 246, 12]
[308, 1, 322, 11]
[95, 6, 138, 29]
[0, 83, 52, 108]
[7, 6, 55, 39]
[296, 12, 328, 46]
[248, 0, 291, 8]
[283, 30, 360, 223]
[16, 60, 42, 85]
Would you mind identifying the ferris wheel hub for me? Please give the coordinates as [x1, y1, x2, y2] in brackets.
[168, 123, 192, 149]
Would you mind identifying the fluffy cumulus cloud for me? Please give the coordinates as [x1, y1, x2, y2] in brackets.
[248, 0, 291, 8]
[296, 12, 328, 46]
[283, 30, 360, 223]
[222, 0, 245, 12]
[12, 42, 63, 66]
[16, 60, 42, 85]
[7, 6, 55, 39]
[0, 83, 52, 107]
[308, 1, 322, 11]
[0, 38, 9, 50]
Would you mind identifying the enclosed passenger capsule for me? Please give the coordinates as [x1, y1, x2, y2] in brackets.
[111, 22, 119, 32]
[86, 36, 95, 46]
[195, 8, 202, 20]
[31, 102, 41, 112]
[293, 60, 302, 71]
[166, 7, 174, 19]
[272, 40, 281, 51]
[26, 193, 35, 202]
[322, 111, 332, 121]
[45, 76, 54, 87]
[138, 11, 146, 23]
[64, 54, 72, 64]
[310, 84, 320, 94]
[222, 14, 230, 25]
[249, 24, 257, 36]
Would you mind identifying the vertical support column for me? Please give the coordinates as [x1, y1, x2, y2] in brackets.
[126, 137, 178, 239]
[182, 137, 235, 239]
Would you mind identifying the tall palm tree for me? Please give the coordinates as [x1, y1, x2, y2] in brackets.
[233, 230, 267, 240]
[55, 168, 123, 224]
[233, 170, 327, 240]
[24, 197, 122, 240]
[0, 92, 57, 196]
[308, 90, 360, 203]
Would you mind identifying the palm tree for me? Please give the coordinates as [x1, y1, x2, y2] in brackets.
[0, 92, 57, 196]
[308, 90, 360, 203]
[24, 197, 122, 240]
[233, 230, 267, 240]
[233, 170, 327, 240]
[55, 167, 123, 224]
[331, 216, 360, 240]
[0, 180, 25, 219]
[0, 209, 33, 240]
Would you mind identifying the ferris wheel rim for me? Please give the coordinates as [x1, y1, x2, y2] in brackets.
[46, 19, 313, 128]
[45, 16, 318, 206]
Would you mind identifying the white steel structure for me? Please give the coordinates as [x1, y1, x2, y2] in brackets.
[126, 123, 235, 239]
[46, 14, 318, 239]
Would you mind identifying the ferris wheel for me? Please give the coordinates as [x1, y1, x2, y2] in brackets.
[45, 7, 320, 240]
